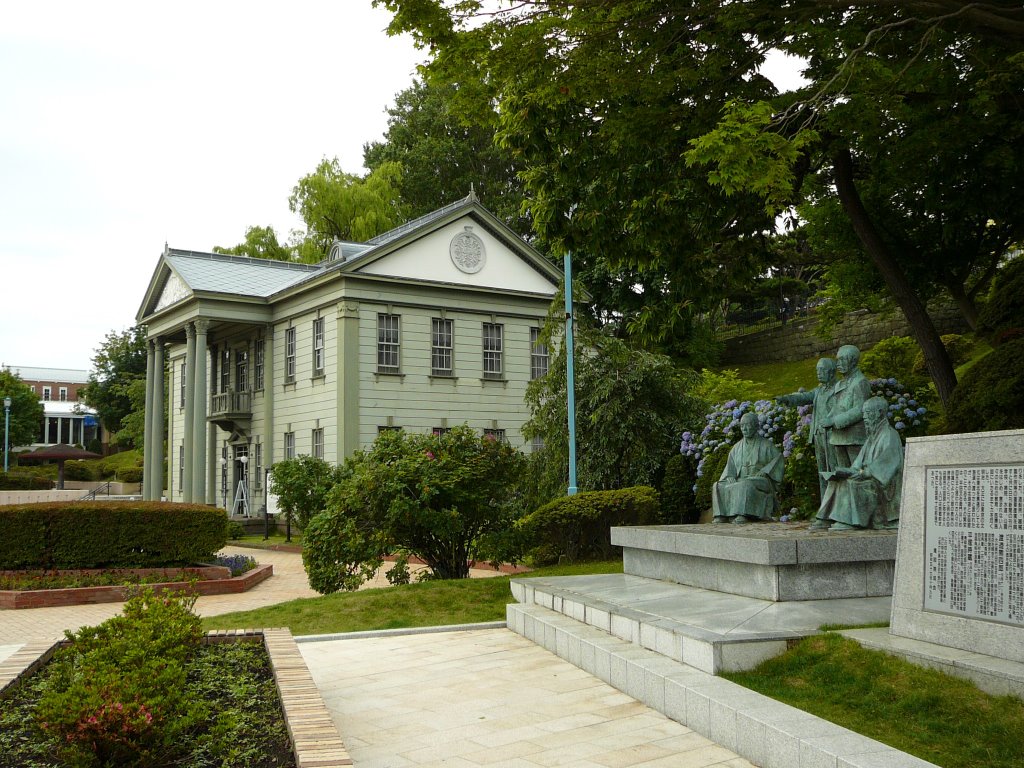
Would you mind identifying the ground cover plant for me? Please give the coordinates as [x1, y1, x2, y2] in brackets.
[0, 589, 293, 768]
[202, 559, 624, 636]
[725, 633, 1024, 768]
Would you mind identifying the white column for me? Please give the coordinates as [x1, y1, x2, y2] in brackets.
[143, 341, 156, 498]
[183, 323, 196, 503]
[151, 337, 165, 500]
[192, 319, 210, 504]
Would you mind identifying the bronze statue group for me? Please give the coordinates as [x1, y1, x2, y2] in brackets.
[712, 345, 904, 531]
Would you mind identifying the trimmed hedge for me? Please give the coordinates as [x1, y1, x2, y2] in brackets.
[945, 338, 1024, 434]
[520, 486, 660, 564]
[117, 467, 144, 483]
[0, 473, 52, 491]
[0, 501, 228, 569]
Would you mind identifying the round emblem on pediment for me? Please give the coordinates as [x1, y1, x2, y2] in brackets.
[450, 226, 486, 274]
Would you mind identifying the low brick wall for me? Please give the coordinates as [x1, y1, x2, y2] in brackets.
[0, 628, 353, 768]
[0, 563, 273, 609]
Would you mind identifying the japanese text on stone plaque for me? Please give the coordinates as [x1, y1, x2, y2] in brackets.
[924, 466, 1024, 626]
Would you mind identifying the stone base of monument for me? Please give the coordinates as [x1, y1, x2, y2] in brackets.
[612, 522, 897, 601]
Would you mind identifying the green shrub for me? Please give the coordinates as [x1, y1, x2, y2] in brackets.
[303, 425, 526, 593]
[63, 460, 96, 482]
[0, 472, 51, 491]
[0, 501, 228, 569]
[36, 590, 205, 767]
[660, 453, 700, 524]
[694, 447, 732, 514]
[978, 256, 1024, 343]
[945, 338, 1024, 433]
[861, 336, 922, 386]
[694, 368, 767, 408]
[228, 521, 246, 540]
[519, 486, 660, 564]
[117, 467, 144, 484]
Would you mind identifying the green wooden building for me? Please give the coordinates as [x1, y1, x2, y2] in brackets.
[136, 193, 560, 510]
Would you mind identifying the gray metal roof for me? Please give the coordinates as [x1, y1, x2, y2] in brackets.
[2, 366, 89, 383]
[365, 192, 475, 247]
[165, 250, 320, 298]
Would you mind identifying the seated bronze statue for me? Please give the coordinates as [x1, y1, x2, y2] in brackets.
[712, 412, 784, 524]
[810, 396, 903, 531]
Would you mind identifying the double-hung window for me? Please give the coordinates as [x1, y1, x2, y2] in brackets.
[285, 328, 296, 382]
[284, 431, 295, 459]
[220, 348, 230, 392]
[254, 339, 265, 391]
[312, 318, 325, 376]
[253, 442, 263, 490]
[312, 428, 324, 459]
[377, 314, 400, 372]
[530, 328, 549, 380]
[236, 349, 249, 391]
[431, 318, 453, 376]
[179, 361, 186, 407]
[483, 428, 506, 443]
[482, 323, 503, 379]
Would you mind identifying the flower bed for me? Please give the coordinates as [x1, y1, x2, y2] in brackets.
[0, 627, 351, 768]
[0, 563, 273, 609]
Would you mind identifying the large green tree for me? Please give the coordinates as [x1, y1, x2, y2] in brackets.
[0, 369, 44, 457]
[378, 0, 1024, 406]
[364, 79, 530, 236]
[288, 159, 406, 260]
[213, 225, 293, 262]
[81, 326, 149, 449]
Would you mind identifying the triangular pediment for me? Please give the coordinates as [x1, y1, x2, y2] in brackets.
[153, 270, 192, 312]
[350, 213, 559, 296]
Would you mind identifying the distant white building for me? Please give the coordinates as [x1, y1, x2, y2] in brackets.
[136, 193, 561, 511]
[1, 365, 103, 449]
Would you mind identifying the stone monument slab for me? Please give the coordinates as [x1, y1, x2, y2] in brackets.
[890, 429, 1024, 664]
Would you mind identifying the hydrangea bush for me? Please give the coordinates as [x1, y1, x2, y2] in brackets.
[677, 378, 928, 520]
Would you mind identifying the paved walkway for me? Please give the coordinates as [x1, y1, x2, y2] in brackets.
[300, 628, 754, 768]
[0, 549, 754, 767]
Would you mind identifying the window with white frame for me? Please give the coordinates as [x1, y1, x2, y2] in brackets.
[431, 318, 453, 376]
[284, 431, 295, 459]
[312, 428, 324, 459]
[312, 318, 325, 376]
[432, 427, 451, 437]
[42, 386, 51, 401]
[285, 328, 296, 382]
[530, 328, 549, 380]
[59, 387, 67, 401]
[483, 428, 506, 443]
[531, 435, 545, 454]
[377, 425, 401, 434]
[236, 349, 249, 391]
[220, 348, 230, 392]
[179, 445, 185, 492]
[377, 314, 400, 372]
[482, 323, 503, 378]
[179, 361, 186, 407]
[254, 339, 265, 391]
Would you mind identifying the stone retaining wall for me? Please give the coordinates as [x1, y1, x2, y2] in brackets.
[723, 303, 969, 365]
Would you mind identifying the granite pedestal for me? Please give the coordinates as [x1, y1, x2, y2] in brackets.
[612, 522, 897, 601]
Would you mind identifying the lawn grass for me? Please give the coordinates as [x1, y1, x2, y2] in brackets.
[725, 633, 1024, 768]
[201, 559, 623, 636]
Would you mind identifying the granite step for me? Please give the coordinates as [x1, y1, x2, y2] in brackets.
[507, 601, 937, 768]
[510, 573, 891, 674]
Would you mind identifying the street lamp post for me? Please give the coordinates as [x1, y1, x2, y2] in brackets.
[219, 455, 227, 510]
[3, 396, 11, 474]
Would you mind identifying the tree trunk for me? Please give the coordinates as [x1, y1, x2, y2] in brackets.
[942, 277, 980, 331]
[832, 147, 958, 407]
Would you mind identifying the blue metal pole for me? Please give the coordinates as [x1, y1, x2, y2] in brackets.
[564, 254, 578, 496]
[3, 400, 10, 474]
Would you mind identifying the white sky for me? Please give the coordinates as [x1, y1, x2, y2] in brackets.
[0, 1, 425, 371]
[0, 3, 805, 374]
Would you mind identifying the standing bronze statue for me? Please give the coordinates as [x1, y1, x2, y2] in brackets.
[777, 357, 838, 500]
[712, 412, 784, 524]
[820, 345, 871, 469]
[812, 397, 904, 530]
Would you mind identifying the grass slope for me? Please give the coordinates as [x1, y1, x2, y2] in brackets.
[202, 560, 623, 636]
[726, 634, 1024, 768]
